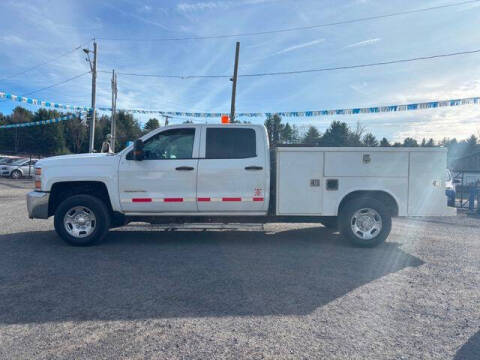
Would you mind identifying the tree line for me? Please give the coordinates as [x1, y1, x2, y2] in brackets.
[0, 108, 478, 163]
[264, 114, 479, 164]
[0, 107, 145, 156]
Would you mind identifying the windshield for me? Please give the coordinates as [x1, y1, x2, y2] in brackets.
[10, 158, 27, 165]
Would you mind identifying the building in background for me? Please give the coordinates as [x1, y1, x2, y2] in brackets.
[452, 151, 480, 185]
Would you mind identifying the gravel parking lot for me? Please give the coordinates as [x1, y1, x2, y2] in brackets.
[0, 177, 479, 359]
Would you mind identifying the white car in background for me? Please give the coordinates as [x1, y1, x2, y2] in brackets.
[1, 158, 37, 179]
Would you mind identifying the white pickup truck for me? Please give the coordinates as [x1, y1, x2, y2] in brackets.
[27, 124, 455, 247]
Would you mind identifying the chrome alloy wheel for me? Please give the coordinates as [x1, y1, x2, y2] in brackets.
[350, 208, 382, 240]
[63, 206, 96, 238]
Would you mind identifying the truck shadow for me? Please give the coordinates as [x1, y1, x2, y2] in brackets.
[454, 330, 480, 360]
[0, 227, 423, 324]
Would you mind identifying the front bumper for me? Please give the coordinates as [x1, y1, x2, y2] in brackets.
[27, 191, 50, 219]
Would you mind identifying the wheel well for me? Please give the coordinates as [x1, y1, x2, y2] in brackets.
[48, 181, 113, 217]
[338, 191, 399, 217]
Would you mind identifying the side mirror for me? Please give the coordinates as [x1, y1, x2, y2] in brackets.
[133, 139, 145, 161]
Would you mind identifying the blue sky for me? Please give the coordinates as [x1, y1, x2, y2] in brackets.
[1, 0, 480, 141]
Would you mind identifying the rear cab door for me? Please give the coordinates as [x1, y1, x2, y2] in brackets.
[197, 125, 269, 213]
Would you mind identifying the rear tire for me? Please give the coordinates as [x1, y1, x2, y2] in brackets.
[54, 194, 111, 246]
[339, 197, 391, 247]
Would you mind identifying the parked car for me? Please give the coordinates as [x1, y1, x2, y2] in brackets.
[28, 123, 455, 247]
[1, 158, 36, 179]
[0, 157, 19, 165]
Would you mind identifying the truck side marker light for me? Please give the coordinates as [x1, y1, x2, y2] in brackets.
[132, 198, 152, 203]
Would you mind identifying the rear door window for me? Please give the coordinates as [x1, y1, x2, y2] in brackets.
[205, 128, 256, 159]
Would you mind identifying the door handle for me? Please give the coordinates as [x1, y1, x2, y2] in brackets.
[176, 166, 194, 171]
[245, 166, 263, 171]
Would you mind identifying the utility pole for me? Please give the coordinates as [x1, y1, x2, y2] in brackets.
[111, 69, 118, 152]
[161, 115, 170, 126]
[230, 41, 240, 123]
[84, 41, 97, 152]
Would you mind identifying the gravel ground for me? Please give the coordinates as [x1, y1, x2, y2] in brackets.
[0, 177, 479, 359]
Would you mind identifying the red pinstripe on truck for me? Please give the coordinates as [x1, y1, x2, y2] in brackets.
[126, 197, 264, 203]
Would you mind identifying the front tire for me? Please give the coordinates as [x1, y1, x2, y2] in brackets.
[10, 170, 22, 179]
[54, 194, 111, 246]
[339, 198, 391, 247]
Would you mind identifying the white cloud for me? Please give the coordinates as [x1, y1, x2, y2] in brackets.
[177, 1, 230, 12]
[138, 4, 152, 13]
[0, 35, 25, 45]
[345, 38, 381, 48]
[177, 0, 279, 12]
[274, 39, 325, 55]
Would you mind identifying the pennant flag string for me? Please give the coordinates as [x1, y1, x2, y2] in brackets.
[0, 91, 92, 112]
[2, 88, 478, 119]
[98, 96, 480, 118]
[0, 113, 82, 129]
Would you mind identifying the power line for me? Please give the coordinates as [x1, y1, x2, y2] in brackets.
[21, 71, 91, 97]
[99, 48, 480, 79]
[96, 0, 480, 42]
[0, 40, 92, 82]
[239, 48, 480, 77]
[97, 69, 225, 78]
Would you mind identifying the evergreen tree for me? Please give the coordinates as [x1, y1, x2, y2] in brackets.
[264, 114, 283, 147]
[466, 134, 478, 152]
[280, 123, 293, 144]
[320, 121, 350, 146]
[115, 111, 142, 151]
[64, 117, 87, 154]
[302, 126, 321, 145]
[425, 138, 435, 147]
[144, 118, 160, 133]
[362, 133, 379, 147]
[380, 137, 391, 147]
[403, 137, 418, 147]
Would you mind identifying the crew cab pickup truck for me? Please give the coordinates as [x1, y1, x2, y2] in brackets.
[27, 124, 455, 247]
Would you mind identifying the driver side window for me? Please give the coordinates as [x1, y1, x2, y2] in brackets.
[142, 128, 195, 160]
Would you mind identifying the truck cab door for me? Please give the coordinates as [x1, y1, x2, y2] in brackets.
[196, 126, 268, 213]
[118, 126, 200, 213]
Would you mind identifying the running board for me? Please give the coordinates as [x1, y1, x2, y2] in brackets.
[119, 222, 265, 232]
